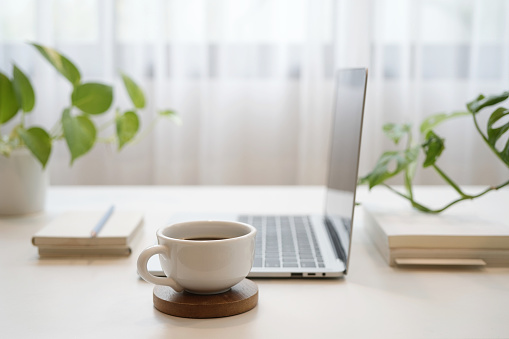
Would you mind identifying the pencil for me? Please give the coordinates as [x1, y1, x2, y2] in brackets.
[91, 205, 115, 237]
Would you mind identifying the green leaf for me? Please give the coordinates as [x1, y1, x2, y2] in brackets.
[116, 110, 140, 150]
[486, 107, 509, 166]
[8, 123, 22, 141]
[159, 109, 181, 125]
[421, 130, 445, 167]
[71, 82, 113, 114]
[31, 43, 81, 86]
[0, 72, 19, 124]
[358, 146, 420, 189]
[61, 108, 96, 164]
[466, 92, 509, 114]
[12, 65, 35, 113]
[420, 111, 469, 135]
[18, 127, 52, 168]
[383, 123, 411, 144]
[121, 73, 145, 109]
[158, 109, 177, 117]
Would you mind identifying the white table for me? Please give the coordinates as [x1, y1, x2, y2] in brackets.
[1, 186, 508, 339]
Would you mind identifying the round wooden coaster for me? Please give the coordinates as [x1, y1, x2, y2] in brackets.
[153, 279, 258, 318]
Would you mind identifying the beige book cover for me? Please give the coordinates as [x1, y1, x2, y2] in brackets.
[363, 199, 509, 267]
[32, 210, 144, 246]
[363, 202, 509, 249]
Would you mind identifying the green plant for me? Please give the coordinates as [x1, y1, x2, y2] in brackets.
[359, 91, 509, 213]
[0, 43, 178, 167]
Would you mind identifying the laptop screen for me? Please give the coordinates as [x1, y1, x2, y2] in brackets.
[324, 68, 367, 272]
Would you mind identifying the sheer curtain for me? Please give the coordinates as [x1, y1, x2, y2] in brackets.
[363, 0, 509, 186]
[1, 0, 508, 186]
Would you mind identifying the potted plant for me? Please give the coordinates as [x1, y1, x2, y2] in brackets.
[0, 43, 178, 215]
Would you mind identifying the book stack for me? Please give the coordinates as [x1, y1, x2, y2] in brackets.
[32, 210, 144, 257]
[363, 199, 509, 267]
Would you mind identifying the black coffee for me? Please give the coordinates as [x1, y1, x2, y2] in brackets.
[184, 237, 228, 241]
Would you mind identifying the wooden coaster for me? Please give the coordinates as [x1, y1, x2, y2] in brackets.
[153, 279, 258, 318]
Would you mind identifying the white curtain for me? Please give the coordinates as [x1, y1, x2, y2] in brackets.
[363, 0, 509, 186]
[1, 0, 508, 186]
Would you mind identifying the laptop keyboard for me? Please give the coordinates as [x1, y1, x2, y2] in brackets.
[238, 215, 325, 268]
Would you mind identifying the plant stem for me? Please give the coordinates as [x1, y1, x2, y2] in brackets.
[428, 179, 509, 213]
[382, 184, 433, 212]
[404, 130, 414, 200]
[131, 115, 161, 145]
[383, 179, 509, 214]
[404, 171, 414, 200]
[97, 136, 116, 144]
[49, 121, 62, 139]
[98, 119, 115, 132]
[432, 164, 471, 198]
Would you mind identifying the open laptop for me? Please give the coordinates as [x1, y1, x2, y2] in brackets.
[148, 68, 368, 278]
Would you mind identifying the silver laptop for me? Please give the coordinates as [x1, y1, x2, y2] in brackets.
[148, 68, 368, 278]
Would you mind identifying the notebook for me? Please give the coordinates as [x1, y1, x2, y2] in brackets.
[148, 68, 368, 277]
[363, 199, 509, 267]
[32, 209, 144, 257]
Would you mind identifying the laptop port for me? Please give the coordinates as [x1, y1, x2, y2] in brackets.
[308, 273, 316, 276]
[291, 273, 303, 277]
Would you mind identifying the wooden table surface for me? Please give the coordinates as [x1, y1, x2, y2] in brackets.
[1, 185, 508, 339]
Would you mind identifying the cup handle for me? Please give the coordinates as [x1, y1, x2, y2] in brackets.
[137, 244, 184, 292]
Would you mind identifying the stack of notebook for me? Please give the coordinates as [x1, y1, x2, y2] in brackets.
[363, 197, 509, 267]
[32, 209, 144, 257]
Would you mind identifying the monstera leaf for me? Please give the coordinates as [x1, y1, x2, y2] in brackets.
[466, 91, 509, 167]
[467, 92, 509, 114]
[383, 123, 411, 144]
[420, 111, 469, 135]
[487, 107, 509, 166]
[359, 146, 420, 189]
[421, 130, 445, 167]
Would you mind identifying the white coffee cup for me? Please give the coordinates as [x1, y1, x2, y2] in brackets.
[137, 220, 256, 295]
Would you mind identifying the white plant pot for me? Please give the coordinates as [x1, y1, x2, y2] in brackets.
[0, 148, 49, 215]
